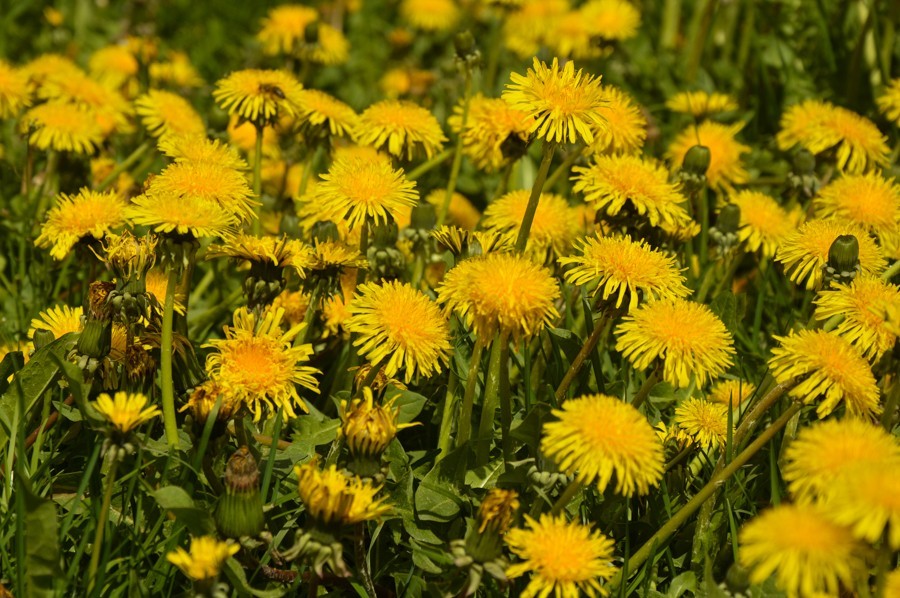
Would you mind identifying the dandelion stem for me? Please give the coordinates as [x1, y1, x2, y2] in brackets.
[252, 123, 264, 235]
[297, 279, 324, 345]
[87, 456, 119, 593]
[630, 368, 660, 410]
[555, 308, 611, 403]
[609, 402, 801, 592]
[514, 141, 556, 253]
[550, 479, 583, 515]
[454, 336, 486, 451]
[406, 148, 453, 181]
[355, 523, 377, 598]
[160, 265, 180, 449]
[438, 69, 473, 228]
[356, 219, 369, 287]
[96, 140, 151, 192]
[297, 144, 323, 201]
[881, 259, 900, 281]
[475, 332, 509, 465]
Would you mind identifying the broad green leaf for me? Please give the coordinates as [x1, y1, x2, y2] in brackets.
[23, 478, 61, 597]
[389, 387, 428, 424]
[222, 558, 285, 598]
[414, 447, 466, 522]
[152, 486, 215, 535]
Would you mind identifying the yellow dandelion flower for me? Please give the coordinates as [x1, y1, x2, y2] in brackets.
[877, 78, 900, 125]
[589, 86, 646, 155]
[207, 234, 312, 278]
[294, 89, 358, 139]
[666, 90, 738, 117]
[438, 252, 560, 343]
[825, 463, 900, 549]
[28, 305, 82, 340]
[667, 121, 750, 192]
[559, 234, 690, 311]
[776, 219, 885, 290]
[0, 61, 31, 118]
[158, 134, 248, 171]
[213, 69, 303, 126]
[814, 173, 900, 247]
[88, 45, 138, 89]
[708, 378, 755, 407]
[315, 155, 419, 229]
[447, 94, 532, 173]
[739, 503, 867, 598]
[729, 190, 800, 258]
[502, 0, 570, 59]
[542, 393, 664, 495]
[582, 0, 641, 41]
[145, 268, 186, 315]
[167, 536, 239, 582]
[674, 397, 729, 450]
[93, 391, 161, 434]
[378, 67, 436, 99]
[146, 159, 256, 223]
[149, 51, 204, 88]
[483, 190, 580, 258]
[502, 57, 605, 145]
[339, 387, 409, 459]
[323, 293, 352, 338]
[547, 10, 606, 60]
[478, 489, 520, 534]
[346, 281, 451, 381]
[20, 101, 103, 154]
[886, 569, 900, 597]
[37, 71, 131, 136]
[270, 290, 310, 328]
[769, 329, 880, 419]
[506, 514, 617, 598]
[777, 100, 889, 174]
[127, 193, 235, 239]
[204, 307, 319, 421]
[257, 4, 318, 55]
[135, 89, 205, 140]
[572, 154, 694, 232]
[615, 298, 735, 388]
[306, 24, 350, 66]
[35, 189, 128, 260]
[814, 276, 900, 360]
[783, 418, 900, 503]
[424, 190, 481, 230]
[294, 460, 391, 526]
[21, 54, 82, 92]
[401, 0, 460, 31]
[354, 99, 446, 160]
[309, 239, 367, 276]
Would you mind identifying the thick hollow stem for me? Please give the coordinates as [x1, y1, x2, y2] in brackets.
[252, 123, 264, 235]
[475, 332, 508, 466]
[87, 456, 119, 593]
[160, 266, 181, 449]
[355, 219, 369, 288]
[630, 368, 660, 410]
[355, 523, 377, 598]
[555, 310, 608, 403]
[454, 337, 487, 451]
[514, 142, 556, 254]
[438, 71, 473, 228]
[550, 479, 583, 516]
[97, 141, 151, 192]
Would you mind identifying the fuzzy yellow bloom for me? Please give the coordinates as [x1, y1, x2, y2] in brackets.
[354, 99, 446, 160]
[88, 45, 138, 89]
[478, 489, 520, 534]
[257, 4, 318, 54]
[878, 78, 900, 125]
[768, 329, 880, 419]
[502, 0, 570, 59]
[667, 121, 750, 192]
[207, 234, 312, 278]
[0, 61, 31, 118]
[814, 276, 900, 360]
[401, 0, 460, 31]
[294, 89, 358, 140]
[346, 281, 451, 381]
[589, 86, 647, 155]
[167, 536, 239, 581]
[825, 463, 900, 549]
[581, 0, 641, 41]
[616, 298, 735, 388]
[729, 190, 800, 258]
[339, 387, 409, 459]
[482, 190, 580, 259]
[739, 504, 867, 598]
[135, 89, 206, 140]
[559, 234, 690, 311]
[447, 94, 532, 173]
[213, 69, 303, 126]
[93, 392, 161, 434]
[673, 397, 728, 450]
[542, 393, 664, 496]
[503, 57, 605, 145]
[813, 172, 900, 248]
[21, 54, 82, 92]
[35, 189, 128, 260]
[28, 305, 83, 341]
[127, 194, 235, 240]
[506, 514, 617, 598]
[294, 461, 391, 526]
[422, 190, 481, 230]
[666, 90, 738, 117]
[158, 134, 248, 171]
[20, 101, 104, 154]
[149, 51, 204, 88]
[708, 378, 755, 407]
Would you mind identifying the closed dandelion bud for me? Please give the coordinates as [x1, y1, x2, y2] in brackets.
[366, 246, 405, 280]
[32, 329, 56, 349]
[454, 31, 476, 60]
[215, 446, 265, 539]
[710, 203, 741, 252]
[311, 221, 340, 243]
[465, 489, 519, 563]
[682, 144, 711, 176]
[825, 234, 860, 285]
[371, 219, 399, 248]
[792, 148, 816, 175]
[77, 318, 112, 359]
[501, 131, 530, 163]
[725, 562, 751, 594]
[339, 388, 409, 478]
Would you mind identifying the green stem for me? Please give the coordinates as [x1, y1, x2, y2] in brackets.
[684, 0, 718, 82]
[608, 402, 801, 592]
[406, 149, 453, 181]
[297, 144, 322, 200]
[297, 280, 324, 345]
[97, 141, 151, 191]
[698, 188, 710, 266]
[252, 123, 264, 235]
[555, 309, 610, 403]
[514, 142, 555, 253]
[160, 266, 181, 449]
[543, 145, 584, 192]
[881, 259, 900, 281]
[87, 456, 119, 593]
[438, 70, 473, 228]
[355, 523, 377, 598]
[453, 336, 486, 451]
[665, 445, 694, 472]
[475, 332, 508, 466]
[494, 161, 514, 200]
[661, 0, 682, 49]
[881, 377, 900, 431]
[497, 338, 513, 462]
[550, 479, 583, 516]
[355, 219, 369, 288]
[630, 369, 660, 410]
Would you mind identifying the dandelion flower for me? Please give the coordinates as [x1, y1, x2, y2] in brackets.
[35, 189, 128, 260]
[482, 190, 580, 259]
[739, 503, 866, 598]
[339, 387, 408, 459]
[93, 391, 161, 434]
[270, 290, 310, 328]
[572, 154, 693, 232]
[309, 240, 367, 276]
[88, 45, 138, 89]
[346, 281, 451, 381]
[506, 514, 617, 598]
[294, 461, 391, 526]
[135, 89, 205, 139]
[294, 89, 358, 140]
[21, 54, 82, 92]
[547, 11, 606, 60]
[478, 489, 520, 534]
[213, 69, 303, 126]
[878, 78, 900, 125]
[167, 536, 239, 582]
[0, 61, 31, 118]
[615, 298, 735, 388]
[674, 397, 729, 450]
[502, 57, 605, 145]
[501, 0, 570, 59]
[542, 393, 663, 495]
[128, 192, 236, 239]
[589, 86, 646, 155]
[813, 173, 900, 247]
[814, 276, 900, 360]
[438, 252, 560, 343]
[424, 190, 481, 230]
[582, 0, 641, 42]
[783, 418, 900, 502]
[729, 190, 799, 258]
[146, 159, 256, 222]
[37, 71, 132, 136]
[559, 234, 690, 311]
[158, 134, 248, 171]
[666, 91, 738, 117]
[149, 51, 204, 88]
[401, 0, 460, 31]
[20, 101, 103, 154]
[768, 329, 880, 419]
[777, 100, 889, 174]
[826, 463, 900, 549]
[708, 378, 755, 407]
[207, 234, 312, 278]
[28, 305, 82, 340]
[145, 268, 186, 315]
[204, 307, 320, 421]
[776, 219, 885, 290]
[257, 4, 318, 55]
[667, 121, 750, 191]
[447, 94, 532, 173]
[354, 99, 447, 160]
[315, 155, 418, 229]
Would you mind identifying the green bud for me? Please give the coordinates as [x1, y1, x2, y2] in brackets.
[371, 219, 399, 248]
[682, 145, 711, 176]
[410, 202, 437, 230]
[311, 221, 340, 243]
[215, 446, 265, 539]
[76, 319, 112, 359]
[828, 234, 859, 276]
[716, 203, 741, 235]
[792, 148, 816, 175]
[725, 563, 751, 594]
[454, 31, 476, 59]
[32, 329, 56, 350]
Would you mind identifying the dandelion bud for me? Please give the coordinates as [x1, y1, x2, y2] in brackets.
[716, 203, 741, 235]
[311, 220, 340, 243]
[32, 329, 56, 349]
[825, 234, 860, 286]
[410, 202, 437, 230]
[792, 148, 816, 175]
[87, 281, 115, 320]
[339, 388, 408, 477]
[76, 318, 112, 359]
[725, 562, 751, 594]
[682, 144, 711, 176]
[216, 446, 265, 539]
[371, 219, 399, 247]
[454, 31, 476, 60]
